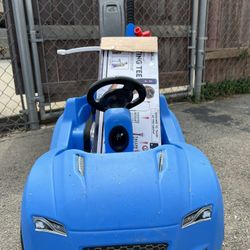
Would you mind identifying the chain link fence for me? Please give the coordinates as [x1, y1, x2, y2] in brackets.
[0, 0, 192, 133]
[32, 0, 192, 112]
[0, 0, 249, 136]
[205, 0, 250, 83]
[134, 0, 192, 94]
[34, 0, 100, 112]
[0, 0, 27, 135]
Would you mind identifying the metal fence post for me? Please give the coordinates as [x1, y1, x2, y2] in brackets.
[12, 0, 40, 129]
[189, 0, 199, 95]
[194, 0, 208, 101]
[25, 0, 68, 121]
[24, 0, 47, 119]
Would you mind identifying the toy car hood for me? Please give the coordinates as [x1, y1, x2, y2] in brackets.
[23, 143, 222, 232]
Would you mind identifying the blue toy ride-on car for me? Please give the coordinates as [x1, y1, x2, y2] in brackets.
[21, 74, 224, 250]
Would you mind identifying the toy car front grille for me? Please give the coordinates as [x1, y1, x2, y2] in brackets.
[85, 243, 168, 250]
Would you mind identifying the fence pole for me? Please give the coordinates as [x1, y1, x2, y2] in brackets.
[24, 0, 66, 121]
[12, 0, 40, 129]
[24, 0, 48, 120]
[189, 0, 199, 95]
[194, 0, 208, 101]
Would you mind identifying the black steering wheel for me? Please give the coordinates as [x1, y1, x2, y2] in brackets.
[87, 76, 146, 112]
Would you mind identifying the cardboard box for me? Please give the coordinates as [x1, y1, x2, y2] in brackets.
[96, 37, 161, 152]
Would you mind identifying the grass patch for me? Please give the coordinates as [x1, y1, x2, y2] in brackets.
[200, 78, 250, 101]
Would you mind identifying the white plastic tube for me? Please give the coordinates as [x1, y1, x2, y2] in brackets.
[57, 46, 101, 56]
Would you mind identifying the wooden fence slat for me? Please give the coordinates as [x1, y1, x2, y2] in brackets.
[207, 0, 222, 49]
[34, 0, 53, 25]
[73, 0, 95, 25]
[239, 0, 250, 46]
[206, 47, 250, 60]
[52, 0, 74, 25]
[34, 25, 189, 41]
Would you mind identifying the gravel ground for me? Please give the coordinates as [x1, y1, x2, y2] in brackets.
[0, 94, 249, 250]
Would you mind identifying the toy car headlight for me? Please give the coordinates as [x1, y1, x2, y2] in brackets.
[33, 217, 67, 236]
[182, 205, 212, 228]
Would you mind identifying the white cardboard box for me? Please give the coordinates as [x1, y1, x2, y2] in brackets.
[97, 37, 161, 152]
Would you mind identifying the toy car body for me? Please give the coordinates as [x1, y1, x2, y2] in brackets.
[21, 90, 224, 250]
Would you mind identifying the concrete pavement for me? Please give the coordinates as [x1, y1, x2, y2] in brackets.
[0, 94, 249, 249]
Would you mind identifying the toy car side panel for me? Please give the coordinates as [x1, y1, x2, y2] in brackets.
[21, 150, 58, 250]
[160, 95, 185, 144]
[175, 143, 224, 249]
[50, 96, 91, 151]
